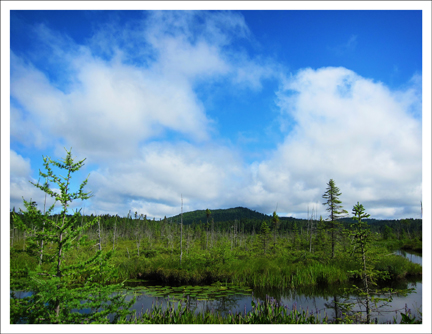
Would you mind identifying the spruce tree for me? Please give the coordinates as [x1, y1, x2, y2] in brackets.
[10, 149, 135, 324]
[344, 202, 398, 324]
[322, 179, 347, 259]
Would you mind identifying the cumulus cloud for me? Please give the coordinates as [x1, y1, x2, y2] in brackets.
[252, 67, 422, 218]
[10, 150, 49, 211]
[10, 49, 213, 160]
[86, 141, 246, 217]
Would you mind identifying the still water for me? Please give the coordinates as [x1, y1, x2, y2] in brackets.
[122, 276, 421, 323]
[12, 249, 422, 324]
[395, 249, 422, 265]
[122, 249, 422, 323]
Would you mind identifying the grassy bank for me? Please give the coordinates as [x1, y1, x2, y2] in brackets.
[10, 237, 422, 290]
[380, 238, 422, 253]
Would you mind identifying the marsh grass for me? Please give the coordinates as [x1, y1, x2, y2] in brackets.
[121, 293, 419, 324]
[10, 221, 421, 292]
[11, 238, 421, 290]
[125, 294, 328, 324]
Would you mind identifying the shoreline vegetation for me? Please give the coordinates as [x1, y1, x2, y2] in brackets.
[11, 209, 422, 288]
[9, 150, 422, 324]
[10, 216, 422, 288]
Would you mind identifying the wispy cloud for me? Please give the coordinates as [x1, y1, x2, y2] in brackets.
[328, 34, 358, 56]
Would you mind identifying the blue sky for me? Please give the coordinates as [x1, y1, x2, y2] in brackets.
[4, 5, 429, 220]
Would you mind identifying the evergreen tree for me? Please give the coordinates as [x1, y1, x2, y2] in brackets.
[322, 179, 348, 259]
[343, 202, 404, 324]
[10, 149, 134, 324]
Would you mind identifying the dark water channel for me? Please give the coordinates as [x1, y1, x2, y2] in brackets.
[395, 249, 422, 265]
[12, 250, 422, 324]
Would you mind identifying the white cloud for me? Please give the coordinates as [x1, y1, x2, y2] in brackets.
[86, 141, 245, 217]
[252, 67, 422, 218]
[10, 150, 31, 178]
[11, 50, 213, 160]
[10, 11, 273, 164]
[10, 150, 43, 211]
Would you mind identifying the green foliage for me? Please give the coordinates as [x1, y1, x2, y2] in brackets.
[322, 179, 348, 221]
[129, 295, 327, 324]
[322, 179, 348, 259]
[340, 202, 412, 324]
[10, 149, 135, 324]
[382, 225, 395, 240]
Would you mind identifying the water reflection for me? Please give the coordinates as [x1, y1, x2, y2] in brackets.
[395, 249, 422, 265]
[123, 276, 422, 323]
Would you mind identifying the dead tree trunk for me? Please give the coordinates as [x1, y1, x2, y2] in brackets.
[113, 216, 117, 251]
[180, 194, 183, 266]
[97, 216, 102, 251]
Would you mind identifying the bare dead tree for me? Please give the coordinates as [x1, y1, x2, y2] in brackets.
[10, 221, 14, 248]
[308, 205, 317, 253]
[97, 216, 102, 251]
[231, 220, 238, 251]
[39, 178, 48, 265]
[135, 215, 141, 257]
[185, 225, 193, 255]
[10, 208, 16, 248]
[145, 228, 153, 249]
[113, 215, 117, 251]
[167, 233, 174, 254]
[211, 218, 214, 248]
[180, 194, 183, 266]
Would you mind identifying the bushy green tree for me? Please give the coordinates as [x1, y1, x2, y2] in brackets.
[382, 225, 395, 240]
[322, 179, 348, 259]
[11, 149, 134, 324]
[344, 202, 396, 324]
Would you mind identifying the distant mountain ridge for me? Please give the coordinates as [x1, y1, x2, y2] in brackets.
[167, 206, 418, 226]
[168, 206, 277, 225]
[167, 206, 326, 225]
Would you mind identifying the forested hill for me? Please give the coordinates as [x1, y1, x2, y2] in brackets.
[167, 206, 421, 232]
[139, 206, 420, 227]
[168, 207, 273, 225]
